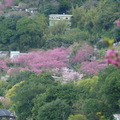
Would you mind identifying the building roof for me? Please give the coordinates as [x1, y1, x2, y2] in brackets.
[113, 114, 120, 120]
[49, 14, 72, 17]
[0, 109, 11, 117]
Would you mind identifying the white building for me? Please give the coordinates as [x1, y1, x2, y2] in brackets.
[10, 51, 20, 58]
[49, 14, 73, 28]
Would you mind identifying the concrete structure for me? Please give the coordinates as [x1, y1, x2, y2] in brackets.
[49, 14, 73, 28]
[10, 51, 20, 58]
[0, 51, 9, 59]
[25, 8, 38, 14]
[113, 114, 120, 120]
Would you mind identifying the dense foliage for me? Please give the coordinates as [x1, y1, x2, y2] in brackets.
[0, 0, 120, 120]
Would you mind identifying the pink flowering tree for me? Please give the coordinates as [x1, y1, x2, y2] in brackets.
[10, 47, 69, 74]
[80, 61, 107, 75]
[105, 49, 120, 67]
[7, 68, 21, 76]
[51, 67, 83, 83]
[0, 0, 15, 11]
[105, 19, 120, 67]
[116, 19, 120, 27]
[70, 45, 93, 65]
[0, 59, 9, 72]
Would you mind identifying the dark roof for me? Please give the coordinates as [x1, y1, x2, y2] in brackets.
[0, 109, 11, 117]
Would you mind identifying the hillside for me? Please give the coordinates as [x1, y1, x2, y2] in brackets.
[0, 0, 120, 120]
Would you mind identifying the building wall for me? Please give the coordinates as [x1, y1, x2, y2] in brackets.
[49, 14, 72, 27]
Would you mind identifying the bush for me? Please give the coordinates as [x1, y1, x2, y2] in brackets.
[68, 114, 88, 120]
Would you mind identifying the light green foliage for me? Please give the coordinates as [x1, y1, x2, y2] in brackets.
[72, 6, 86, 29]
[6, 81, 24, 100]
[72, 0, 119, 45]
[0, 81, 8, 96]
[77, 76, 98, 98]
[68, 114, 88, 120]
[49, 21, 68, 35]
[62, 28, 90, 45]
[1, 118, 8, 120]
[43, 34, 63, 49]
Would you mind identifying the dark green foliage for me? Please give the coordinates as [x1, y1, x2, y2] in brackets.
[13, 82, 45, 120]
[0, 15, 48, 52]
[43, 34, 63, 49]
[58, 0, 71, 13]
[96, 40, 108, 49]
[6, 66, 120, 120]
[110, 26, 120, 42]
[0, 15, 22, 51]
[100, 69, 120, 112]
[0, 88, 4, 96]
[32, 83, 80, 119]
[82, 99, 100, 119]
[10, 73, 57, 120]
[37, 99, 71, 120]
[7, 71, 35, 89]
[45, 83, 80, 105]
[1, 1, 120, 120]
[95, 66, 120, 118]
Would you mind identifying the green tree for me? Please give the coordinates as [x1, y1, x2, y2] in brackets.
[45, 83, 80, 105]
[95, 66, 120, 118]
[37, 99, 71, 120]
[100, 68, 120, 116]
[0, 80, 8, 96]
[43, 34, 63, 49]
[0, 15, 22, 51]
[61, 28, 90, 46]
[77, 76, 98, 98]
[58, 0, 71, 13]
[7, 71, 35, 89]
[16, 15, 48, 51]
[11, 73, 56, 120]
[68, 114, 88, 120]
[48, 21, 68, 35]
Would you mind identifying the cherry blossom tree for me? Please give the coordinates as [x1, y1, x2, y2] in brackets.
[7, 68, 21, 76]
[80, 61, 107, 75]
[70, 45, 93, 65]
[0, 59, 8, 72]
[0, 0, 15, 10]
[116, 20, 120, 27]
[10, 47, 69, 74]
[105, 20, 120, 67]
[105, 49, 120, 67]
